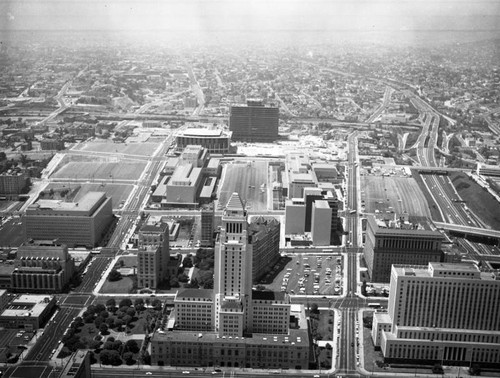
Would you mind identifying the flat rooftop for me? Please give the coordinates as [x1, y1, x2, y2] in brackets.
[152, 325, 309, 347]
[28, 192, 106, 213]
[176, 288, 213, 300]
[1, 294, 53, 318]
[182, 128, 224, 137]
[394, 262, 500, 281]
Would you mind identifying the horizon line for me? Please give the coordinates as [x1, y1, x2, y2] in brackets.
[2, 28, 500, 32]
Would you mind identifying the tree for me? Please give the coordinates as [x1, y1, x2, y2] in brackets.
[88, 339, 101, 350]
[105, 317, 114, 328]
[95, 303, 106, 313]
[123, 314, 133, 326]
[114, 319, 124, 330]
[106, 298, 116, 310]
[104, 339, 122, 351]
[126, 307, 136, 317]
[99, 310, 109, 319]
[182, 255, 193, 268]
[83, 312, 95, 323]
[119, 298, 133, 308]
[125, 339, 140, 354]
[108, 269, 122, 282]
[99, 350, 114, 365]
[94, 316, 104, 329]
[169, 277, 180, 288]
[310, 303, 320, 314]
[99, 323, 109, 335]
[123, 351, 134, 365]
[151, 299, 162, 311]
[178, 273, 189, 283]
[134, 298, 145, 312]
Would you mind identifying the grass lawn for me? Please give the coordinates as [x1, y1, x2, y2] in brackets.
[309, 309, 334, 341]
[450, 172, 500, 230]
[100, 255, 138, 293]
[317, 310, 334, 341]
[100, 276, 135, 294]
[317, 347, 333, 370]
[116, 255, 138, 268]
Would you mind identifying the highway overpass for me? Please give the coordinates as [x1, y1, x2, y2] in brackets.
[434, 222, 500, 246]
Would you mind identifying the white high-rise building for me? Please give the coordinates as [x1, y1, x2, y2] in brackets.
[373, 262, 500, 366]
[150, 192, 310, 370]
[214, 192, 253, 336]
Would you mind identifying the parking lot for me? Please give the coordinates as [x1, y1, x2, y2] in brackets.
[262, 253, 344, 296]
[0, 328, 32, 357]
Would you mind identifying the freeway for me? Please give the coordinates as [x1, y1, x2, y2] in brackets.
[186, 64, 205, 117]
[366, 86, 394, 123]
[409, 90, 498, 267]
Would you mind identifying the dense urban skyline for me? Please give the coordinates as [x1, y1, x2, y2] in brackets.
[1, 1, 500, 377]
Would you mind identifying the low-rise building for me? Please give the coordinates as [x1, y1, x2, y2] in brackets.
[0, 294, 56, 330]
[176, 127, 232, 154]
[40, 139, 64, 151]
[0, 170, 29, 197]
[165, 163, 203, 206]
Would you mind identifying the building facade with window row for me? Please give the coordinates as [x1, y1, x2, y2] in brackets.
[372, 263, 500, 367]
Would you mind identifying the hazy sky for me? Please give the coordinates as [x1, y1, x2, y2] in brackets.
[1, 0, 500, 32]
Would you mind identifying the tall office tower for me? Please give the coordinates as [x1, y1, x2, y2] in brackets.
[229, 99, 279, 142]
[25, 192, 113, 248]
[11, 240, 75, 293]
[214, 193, 253, 336]
[363, 214, 444, 282]
[372, 263, 500, 366]
[248, 216, 281, 283]
[311, 200, 332, 246]
[137, 217, 172, 289]
[303, 187, 323, 232]
[200, 204, 215, 247]
[150, 192, 310, 370]
[323, 190, 340, 243]
[284, 198, 306, 234]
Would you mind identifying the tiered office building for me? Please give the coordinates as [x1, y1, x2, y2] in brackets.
[137, 216, 179, 289]
[150, 193, 311, 369]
